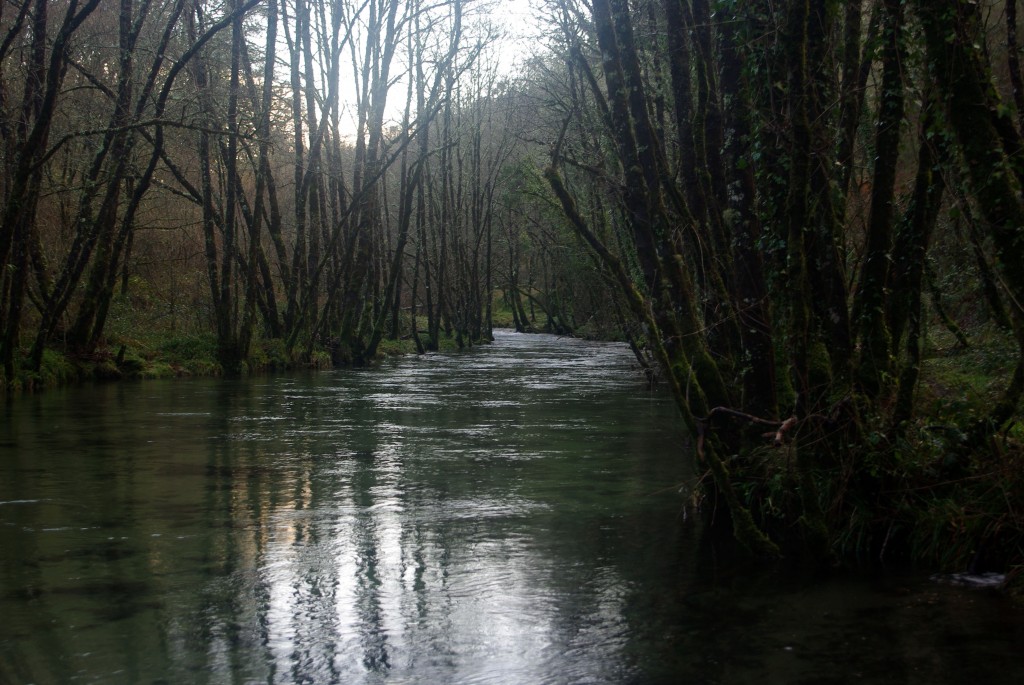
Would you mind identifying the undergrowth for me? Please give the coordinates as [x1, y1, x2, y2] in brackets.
[725, 320, 1024, 595]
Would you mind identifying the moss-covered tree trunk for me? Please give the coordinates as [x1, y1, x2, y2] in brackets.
[718, 3, 778, 420]
[855, 0, 906, 397]
[888, 100, 945, 426]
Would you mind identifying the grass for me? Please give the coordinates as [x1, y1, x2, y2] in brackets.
[375, 337, 419, 357]
[30, 289, 530, 385]
[2, 313, 498, 394]
[918, 324, 1018, 426]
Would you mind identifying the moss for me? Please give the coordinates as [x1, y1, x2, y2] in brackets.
[10, 350, 87, 392]
[249, 338, 290, 371]
[308, 349, 332, 369]
[490, 292, 517, 328]
[702, 436, 782, 558]
[808, 339, 834, 395]
[430, 333, 463, 353]
[331, 341, 354, 366]
[39, 349, 81, 386]
[139, 362, 178, 379]
[91, 359, 122, 381]
[116, 352, 147, 377]
[774, 353, 797, 410]
[374, 337, 417, 358]
[157, 334, 219, 366]
[918, 325, 1016, 426]
[180, 359, 222, 376]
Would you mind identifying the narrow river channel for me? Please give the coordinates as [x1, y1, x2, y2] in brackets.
[1, 331, 1022, 684]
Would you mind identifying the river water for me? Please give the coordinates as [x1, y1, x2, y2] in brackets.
[1, 331, 1021, 684]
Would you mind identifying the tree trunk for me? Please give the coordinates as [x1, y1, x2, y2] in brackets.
[855, 0, 905, 396]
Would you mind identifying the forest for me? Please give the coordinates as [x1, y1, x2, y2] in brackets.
[1, 0, 1023, 579]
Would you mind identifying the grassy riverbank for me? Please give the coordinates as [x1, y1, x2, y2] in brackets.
[3, 294, 527, 393]
[5, 330, 452, 392]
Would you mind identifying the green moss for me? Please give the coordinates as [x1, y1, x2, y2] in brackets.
[181, 359, 222, 376]
[375, 337, 417, 357]
[156, 334, 219, 365]
[139, 362, 178, 379]
[91, 359, 122, 381]
[39, 349, 80, 386]
[427, 333, 463, 353]
[249, 338, 290, 371]
[308, 349, 332, 369]
[918, 326, 1016, 426]
[116, 351, 147, 376]
[808, 339, 834, 394]
[490, 292, 517, 328]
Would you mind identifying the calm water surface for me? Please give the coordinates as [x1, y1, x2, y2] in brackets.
[1, 331, 1021, 684]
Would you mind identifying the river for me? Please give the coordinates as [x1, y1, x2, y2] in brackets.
[1, 330, 1021, 684]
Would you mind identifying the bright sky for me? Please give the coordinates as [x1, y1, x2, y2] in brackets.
[321, 0, 546, 136]
[488, 0, 543, 75]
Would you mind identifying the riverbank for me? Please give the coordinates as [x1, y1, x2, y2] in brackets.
[1, 298, 549, 394]
[3, 332, 452, 394]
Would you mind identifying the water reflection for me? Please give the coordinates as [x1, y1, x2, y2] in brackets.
[2, 332, 1022, 684]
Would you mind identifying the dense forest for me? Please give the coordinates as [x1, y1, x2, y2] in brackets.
[2, 0, 1023, 576]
